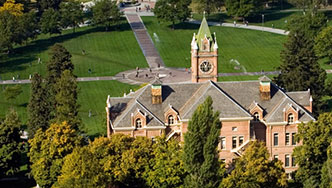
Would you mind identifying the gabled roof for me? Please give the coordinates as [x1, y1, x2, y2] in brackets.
[108, 80, 315, 128]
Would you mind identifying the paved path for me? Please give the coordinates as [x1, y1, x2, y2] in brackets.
[4, 70, 332, 85]
[125, 12, 165, 68]
[187, 19, 289, 35]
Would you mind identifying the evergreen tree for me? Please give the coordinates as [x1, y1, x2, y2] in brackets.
[27, 73, 51, 138]
[154, 0, 191, 29]
[45, 43, 74, 118]
[220, 141, 287, 188]
[275, 13, 327, 113]
[54, 70, 80, 130]
[28, 122, 82, 188]
[183, 96, 222, 188]
[315, 26, 332, 65]
[0, 109, 21, 178]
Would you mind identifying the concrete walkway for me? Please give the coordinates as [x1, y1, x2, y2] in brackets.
[125, 12, 165, 68]
[187, 19, 289, 35]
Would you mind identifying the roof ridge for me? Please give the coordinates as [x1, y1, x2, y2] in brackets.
[136, 100, 165, 126]
[181, 82, 213, 118]
[113, 98, 137, 127]
[179, 82, 210, 115]
[277, 85, 315, 121]
[210, 81, 252, 117]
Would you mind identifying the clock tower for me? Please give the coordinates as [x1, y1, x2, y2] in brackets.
[191, 16, 218, 83]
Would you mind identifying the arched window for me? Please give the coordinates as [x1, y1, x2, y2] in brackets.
[288, 113, 294, 124]
[136, 118, 142, 128]
[168, 115, 174, 125]
[253, 112, 260, 121]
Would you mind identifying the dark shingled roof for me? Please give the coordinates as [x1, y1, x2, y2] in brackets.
[109, 81, 315, 129]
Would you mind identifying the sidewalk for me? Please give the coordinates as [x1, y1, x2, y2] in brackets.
[187, 19, 289, 35]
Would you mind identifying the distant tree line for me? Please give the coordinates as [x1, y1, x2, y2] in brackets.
[0, 0, 122, 53]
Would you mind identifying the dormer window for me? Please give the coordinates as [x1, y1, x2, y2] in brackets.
[168, 115, 175, 125]
[253, 112, 260, 121]
[288, 114, 294, 124]
[136, 118, 142, 128]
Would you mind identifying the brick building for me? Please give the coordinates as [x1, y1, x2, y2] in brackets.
[106, 16, 315, 175]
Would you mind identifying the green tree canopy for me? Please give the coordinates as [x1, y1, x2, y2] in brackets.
[293, 113, 332, 187]
[145, 136, 186, 188]
[154, 0, 191, 29]
[59, 1, 83, 33]
[225, 0, 262, 19]
[28, 121, 82, 188]
[192, 0, 223, 15]
[183, 96, 222, 188]
[92, 0, 123, 31]
[315, 26, 332, 64]
[56, 135, 153, 188]
[320, 144, 332, 188]
[0, 109, 21, 178]
[3, 84, 23, 103]
[275, 12, 327, 113]
[220, 141, 287, 188]
[45, 43, 74, 118]
[27, 73, 51, 138]
[54, 70, 81, 131]
[40, 8, 61, 35]
[37, 0, 62, 12]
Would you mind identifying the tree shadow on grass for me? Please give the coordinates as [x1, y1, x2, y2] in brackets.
[0, 21, 131, 76]
[247, 11, 297, 24]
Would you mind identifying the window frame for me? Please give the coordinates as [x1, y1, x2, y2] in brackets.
[285, 154, 290, 167]
[168, 115, 175, 125]
[288, 113, 294, 124]
[220, 137, 226, 150]
[135, 118, 142, 129]
[285, 133, 290, 146]
[253, 112, 260, 121]
[232, 136, 237, 149]
[273, 133, 279, 146]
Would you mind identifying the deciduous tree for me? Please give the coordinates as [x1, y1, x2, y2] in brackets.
[40, 8, 61, 35]
[320, 144, 332, 188]
[315, 26, 332, 65]
[59, 1, 83, 33]
[293, 113, 332, 187]
[153, 0, 191, 29]
[92, 0, 122, 31]
[220, 141, 287, 188]
[183, 96, 222, 188]
[28, 122, 82, 188]
[193, 0, 224, 15]
[3, 85, 23, 104]
[145, 136, 186, 188]
[225, 0, 262, 19]
[0, 109, 21, 178]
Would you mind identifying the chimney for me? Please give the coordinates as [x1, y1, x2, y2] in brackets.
[259, 76, 271, 101]
[151, 78, 162, 104]
[105, 95, 112, 138]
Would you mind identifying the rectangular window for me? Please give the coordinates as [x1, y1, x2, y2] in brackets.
[273, 133, 279, 146]
[274, 155, 279, 160]
[239, 136, 244, 146]
[285, 133, 290, 145]
[292, 156, 296, 167]
[220, 137, 226, 150]
[292, 133, 296, 146]
[232, 127, 237, 131]
[232, 136, 237, 149]
[285, 154, 290, 167]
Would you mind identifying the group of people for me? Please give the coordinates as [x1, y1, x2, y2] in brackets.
[135, 4, 151, 12]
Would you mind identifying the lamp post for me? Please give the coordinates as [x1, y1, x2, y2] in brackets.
[262, 14, 264, 32]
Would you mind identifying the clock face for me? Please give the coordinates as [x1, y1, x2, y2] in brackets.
[200, 61, 212, 73]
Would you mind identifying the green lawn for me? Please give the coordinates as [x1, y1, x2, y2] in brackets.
[0, 20, 147, 80]
[193, 9, 332, 30]
[0, 81, 139, 137]
[142, 16, 285, 73]
[218, 74, 277, 82]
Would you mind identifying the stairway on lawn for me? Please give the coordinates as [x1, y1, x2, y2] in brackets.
[126, 13, 164, 68]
